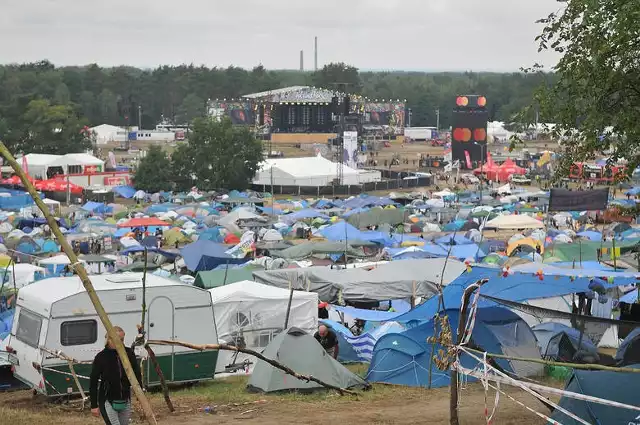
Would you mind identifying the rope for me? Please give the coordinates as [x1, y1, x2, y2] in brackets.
[486, 382, 563, 425]
[457, 347, 591, 425]
[482, 351, 499, 425]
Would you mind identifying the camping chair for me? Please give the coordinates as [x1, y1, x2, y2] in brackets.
[221, 331, 253, 373]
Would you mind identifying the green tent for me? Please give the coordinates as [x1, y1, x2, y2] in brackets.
[544, 240, 638, 262]
[247, 327, 369, 393]
[193, 267, 259, 289]
[347, 207, 408, 228]
[270, 241, 370, 260]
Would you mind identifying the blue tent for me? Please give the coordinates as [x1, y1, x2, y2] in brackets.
[367, 306, 543, 387]
[435, 234, 473, 245]
[577, 230, 602, 241]
[284, 209, 329, 222]
[112, 185, 136, 199]
[82, 201, 112, 214]
[551, 365, 640, 425]
[615, 328, 640, 365]
[180, 240, 248, 272]
[532, 322, 598, 361]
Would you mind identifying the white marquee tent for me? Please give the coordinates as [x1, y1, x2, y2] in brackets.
[253, 154, 381, 187]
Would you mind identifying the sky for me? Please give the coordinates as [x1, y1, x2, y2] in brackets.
[0, 0, 562, 71]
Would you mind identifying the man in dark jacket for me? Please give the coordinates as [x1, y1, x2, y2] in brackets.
[90, 326, 142, 425]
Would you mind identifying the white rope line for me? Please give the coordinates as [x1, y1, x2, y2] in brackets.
[457, 347, 591, 425]
[455, 353, 640, 413]
[482, 351, 499, 425]
[485, 381, 564, 425]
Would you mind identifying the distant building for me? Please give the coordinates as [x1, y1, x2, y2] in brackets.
[91, 124, 127, 145]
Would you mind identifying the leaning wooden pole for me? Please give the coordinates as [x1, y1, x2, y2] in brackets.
[0, 142, 157, 425]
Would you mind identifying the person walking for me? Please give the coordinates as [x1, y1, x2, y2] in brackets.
[90, 326, 142, 425]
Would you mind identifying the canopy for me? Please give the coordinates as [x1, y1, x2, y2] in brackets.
[485, 214, 544, 230]
[117, 217, 171, 228]
[497, 158, 526, 182]
[253, 258, 466, 303]
[35, 178, 83, 194]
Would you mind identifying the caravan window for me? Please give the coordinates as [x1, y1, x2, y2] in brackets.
[61, 320, 98, 346]
[16, 309, 43, 348]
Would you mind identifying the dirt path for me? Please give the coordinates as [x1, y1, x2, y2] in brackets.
[0, 382, 551, 425]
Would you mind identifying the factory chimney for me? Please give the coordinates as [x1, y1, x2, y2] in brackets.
[299, 50, 304, 71]
[314, 36, 318, 70]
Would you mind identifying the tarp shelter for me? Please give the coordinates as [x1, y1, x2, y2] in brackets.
[497, 158, 526, 182]
[271, 241, 369, 260]
[82, 201, 112, 215]
[367, 307, 543, 387]
[210, 281, 317, 372]
[180, 239, 248, 272]
[550, 365, 640, 425]
[194, 267, 259, 289]
[253, 258, 466, 303]
[247, 327, 368, 393]
[485, 214, 544, 230]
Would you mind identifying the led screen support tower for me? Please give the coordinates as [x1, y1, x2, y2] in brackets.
[451, 95, 489, 169]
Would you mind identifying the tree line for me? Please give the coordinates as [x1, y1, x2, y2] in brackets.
[0, 60, 552, 153]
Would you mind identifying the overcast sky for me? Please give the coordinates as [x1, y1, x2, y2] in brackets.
[0, 0, 561, 71]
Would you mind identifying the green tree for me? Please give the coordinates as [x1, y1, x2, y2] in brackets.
[175, 93, 205, 125]
[312, 63, 362, 93]
[174, 118, 264, 191]
[53, 83, 71, 105]
[169, 143, 196, 191]
[134, 145, 172, 192]
[10, 99, 92, 154]
[526, 1, 640, 173]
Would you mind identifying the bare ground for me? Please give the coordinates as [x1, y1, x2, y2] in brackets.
[0, 379, 555, 425]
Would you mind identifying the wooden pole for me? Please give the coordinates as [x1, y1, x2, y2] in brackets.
[450, 282, 483, 425]
[67, 360, 87, 406]
[0, 142, 157, 425]
[146, 339, 365, 395]
[283, 283, 295, 329]
[144, 344, 175, 412]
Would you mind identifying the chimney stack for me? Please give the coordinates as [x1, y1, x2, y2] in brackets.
[299, 50, 304, 71]
[314, 36, 318, 70]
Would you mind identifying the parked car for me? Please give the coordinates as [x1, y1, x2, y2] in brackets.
[510, 175, 532, 185]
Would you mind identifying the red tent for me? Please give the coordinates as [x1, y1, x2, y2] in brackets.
[118, 217, 171, 228]
[497, 158, 526, 182]
[35, 178, 84, 194]
[473, 162, 500, 181]
[2, 174, 37, 186]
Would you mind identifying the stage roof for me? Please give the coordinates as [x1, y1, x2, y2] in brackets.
[242, 86, 335, 103]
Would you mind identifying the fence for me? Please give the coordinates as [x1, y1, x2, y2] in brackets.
[251, 175, 432, 196]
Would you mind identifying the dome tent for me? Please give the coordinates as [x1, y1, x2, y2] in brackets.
[247, 327, 369, 393]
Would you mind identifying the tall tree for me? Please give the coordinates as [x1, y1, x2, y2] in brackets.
[312, 63, 363, 93]
[175, 93, 205, 125]
[176, 118, 264, 191]
[134, 145, 172, 192]
[53, 83, 71, 105]
[527, 0, 640, 173]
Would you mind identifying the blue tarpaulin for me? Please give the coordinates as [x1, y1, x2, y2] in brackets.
[180, 240, 248, 272]
[112, 185, 136, 199]
[331, 305, 402, 322]
[82, 201, 112, 214]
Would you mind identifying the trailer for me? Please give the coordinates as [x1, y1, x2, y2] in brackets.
[4, 273, 218, 396]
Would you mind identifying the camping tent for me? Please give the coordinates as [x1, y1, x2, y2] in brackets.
[210, 281, 318, 373]
[615, 328, 640, 365]
[550, 365, 640, 425]
[247, 327, 368, 393]
[532, 322, 599, 361]
[367, 307, 543, 387]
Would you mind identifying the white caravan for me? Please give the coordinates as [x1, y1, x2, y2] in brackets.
[5, 273, 218, 396]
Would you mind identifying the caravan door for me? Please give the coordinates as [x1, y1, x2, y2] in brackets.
[146, 296, 175, 385]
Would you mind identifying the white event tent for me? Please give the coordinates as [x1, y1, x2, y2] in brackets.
[253, 154, 381, 187]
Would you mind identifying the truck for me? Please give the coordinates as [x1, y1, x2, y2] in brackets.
[404, 127, 435, 141]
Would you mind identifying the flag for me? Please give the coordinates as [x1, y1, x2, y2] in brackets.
[537, 151, 551, 168]
[21, 156, 28, 174]
[464, 151, 472, 169]
[108, 151, 117, 169]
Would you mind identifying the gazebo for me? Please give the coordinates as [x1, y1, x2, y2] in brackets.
[497, 158, 526, 182]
